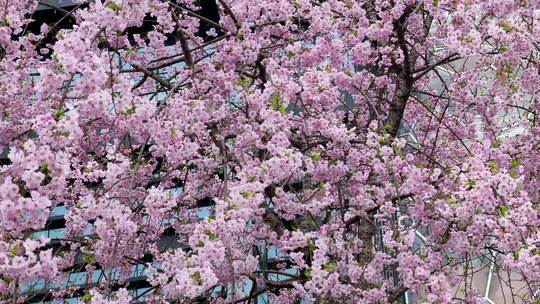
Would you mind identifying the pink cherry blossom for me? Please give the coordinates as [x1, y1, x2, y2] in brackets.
[1, 0, 540, 303]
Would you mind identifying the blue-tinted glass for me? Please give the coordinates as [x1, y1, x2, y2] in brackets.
[132, 286, 152, 299]
[32, 230, 48, 240]
[50, 205, 67, 217]
[166, 187, 183, 195]
[194, 206, 211, 219]
[83, 225, 93, 236]
[21, 278, 45, 292]
[67, 272, 87, 285]
[91, 269, 103, 283]
[49, 228, 66, 239]
[133, 264, 147, 277]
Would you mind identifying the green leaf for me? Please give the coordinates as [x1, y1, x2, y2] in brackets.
[56, 31, 65, 40]
[322, 263, 334, 270]
[307, 239, 315, 253]
[225, 204, 237, 211]
[512, 249, 520, 260]
[509, 171, 519, 179]
[311, 150, 321, 161]
[498, 205, 509, 216]
[241, 191, 253, 198]
[98, 36, 107, 45]
[81, 293, 92, 303]
[190, 271, 202, 285]
[83, 255, 95, 264]
[269, 91, 280, 105]
[205, 230, 217, 241]
[500, 21, 513, 33]
[8, 247, 17, 256]
[303, 268, 312, 278]
[123, 106, 136, 115]
[57, 131, 71, 137]
[105, 1, 120, 10]
[487, 160, 498, 171]
[384, 246, 394, 255]
[196, 241, 205, 247]
[129, 160, 138, 171]
[51, 52, 60, 62]
[269, 92, 287, 114]
[447, 198, 459, 206]
[38, 162, 49, 174]
[437, 234, 449, 245]
[53, 106, 67, 121]
[511, 159, 519, 168]
[235, 76, 251, 89]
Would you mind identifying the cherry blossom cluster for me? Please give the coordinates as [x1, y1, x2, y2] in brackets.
[1, 0, 540, 303]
